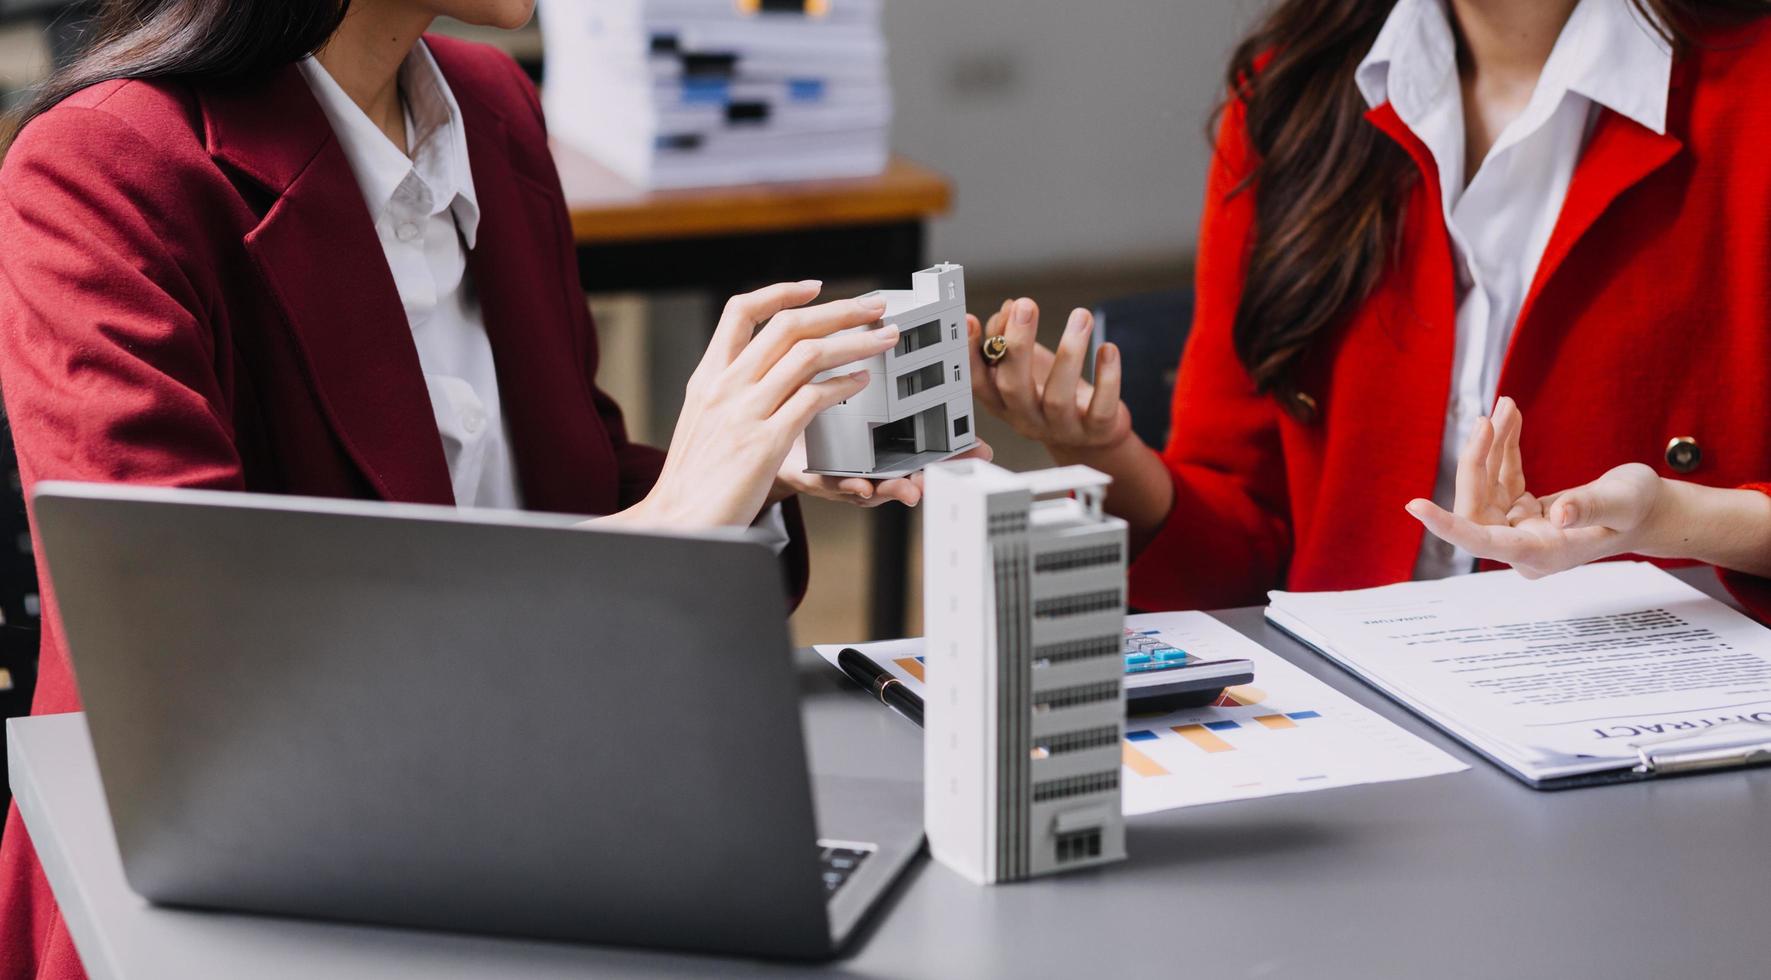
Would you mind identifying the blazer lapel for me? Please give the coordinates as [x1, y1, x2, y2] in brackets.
[443, 60, 622, 516]
[204, 67, 455, 506]
[1513, 108, 1684, 341]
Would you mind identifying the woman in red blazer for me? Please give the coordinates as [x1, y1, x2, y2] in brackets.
[0, 0, 953, 975]
[970, 0, 1771, 619]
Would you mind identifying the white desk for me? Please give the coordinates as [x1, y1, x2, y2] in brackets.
[11, 568, 1771, 978]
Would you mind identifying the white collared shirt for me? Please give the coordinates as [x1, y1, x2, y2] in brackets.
[299, 44, 521, 509]
[298, 48, 792, 546]
[1355, 0, 1672, 579]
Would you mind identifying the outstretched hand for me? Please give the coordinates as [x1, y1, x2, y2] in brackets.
[966, 298, 1133, 459]
[1404, 396, 1667, 579]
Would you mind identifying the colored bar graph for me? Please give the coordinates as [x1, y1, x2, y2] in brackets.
[1203, 720, 1241, 732]
[1122, 741, 1169, 777]
[1173, 724, 1234, 753]
[894, 657, 925, 682]
[1286, 711, 1321, 720]
[1125, 729, 1159, 742]
[1254, 714, 1297, 730]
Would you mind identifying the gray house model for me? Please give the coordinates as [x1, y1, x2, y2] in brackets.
[803, 263, 977, 478]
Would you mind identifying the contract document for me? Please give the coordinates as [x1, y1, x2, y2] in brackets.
[1267, 562, 1771, 787]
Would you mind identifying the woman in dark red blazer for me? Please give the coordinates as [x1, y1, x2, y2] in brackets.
[969, 0, 1771, 618]
[0, 0, 942, 975]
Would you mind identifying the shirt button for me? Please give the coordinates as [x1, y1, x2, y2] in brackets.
[462, 407, 487, 435]
[396, 222, 420, 243]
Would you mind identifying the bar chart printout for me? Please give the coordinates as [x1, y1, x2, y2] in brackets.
[1111, 614, 1463, 813]
[815, 612, 1466, 815]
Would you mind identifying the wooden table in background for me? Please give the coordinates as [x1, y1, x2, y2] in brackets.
[558, 144, 954, 639]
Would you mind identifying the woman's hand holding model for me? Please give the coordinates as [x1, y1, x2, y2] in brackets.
[770, 432, 993, 510]
[1408, 397, 1771, 579]
[605, 280, 899, 529]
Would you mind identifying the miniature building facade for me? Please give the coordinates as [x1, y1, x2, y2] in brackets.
[922, 461, 1127, 884]
[803, 263, 977, 478]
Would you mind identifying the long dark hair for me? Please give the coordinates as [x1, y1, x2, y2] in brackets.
[1224, 0, 1769, 405]
[11, 0, 349, 137]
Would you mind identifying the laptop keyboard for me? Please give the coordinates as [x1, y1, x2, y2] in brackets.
[817, 843, 873, 896]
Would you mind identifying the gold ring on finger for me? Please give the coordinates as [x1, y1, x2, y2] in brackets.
[981, 334, 1009, 365]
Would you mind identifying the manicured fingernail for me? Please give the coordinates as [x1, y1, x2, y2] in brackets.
[856, 485, 873, 499]
[1015, 299, 1034, 325]
[1557, 503, 1577, 527]
[859, 295, 887, 310]
[850, 369, 870, 382]
[1066, 309, 1090, 335]
[799, 279, 822, 288]
[874, 326, 900, 343]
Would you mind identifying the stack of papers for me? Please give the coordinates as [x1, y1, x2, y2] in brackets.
[1268, 562, 1771, 787]
[538, 0, 891, 188]
[816, 612, 1465, 815]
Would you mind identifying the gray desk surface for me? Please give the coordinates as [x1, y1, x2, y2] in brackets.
[11, 567, 1771, 979]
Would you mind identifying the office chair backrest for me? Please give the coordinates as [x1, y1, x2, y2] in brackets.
[1092, 288, 1195, 452]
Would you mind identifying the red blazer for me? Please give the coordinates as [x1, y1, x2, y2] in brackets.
[1130, 19, 1771, 621]
[0, 38, 807, 978]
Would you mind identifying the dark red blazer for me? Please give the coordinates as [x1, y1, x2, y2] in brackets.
[0, 37, 806, 978]
[1130, 18, 1771, 621]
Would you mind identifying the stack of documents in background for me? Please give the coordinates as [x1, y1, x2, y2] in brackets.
[1268, 563, 1771, 787]
[538, 0, 891, 189]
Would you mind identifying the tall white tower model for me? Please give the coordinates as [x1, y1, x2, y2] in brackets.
[802, 263, 977, 478]
[922, 461, 1128, 883]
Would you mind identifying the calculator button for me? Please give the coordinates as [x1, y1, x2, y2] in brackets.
[1154, 648, 1191, 661]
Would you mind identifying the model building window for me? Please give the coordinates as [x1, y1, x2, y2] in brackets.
[1034, 544, 1124, 573]
[1032, 637, 1119, 667]
[1033, 771, 1119, 802]
[893, 319, 943, 357]
[1033, 726, 1120, 757]
[896, 362, 945, 398]
[1033, 681, 1119, 712]
[1033, 590, 1122, 619]
[1055, 829, 1104, 863]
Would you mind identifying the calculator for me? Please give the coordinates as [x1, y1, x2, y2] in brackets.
[1122, 628, 1255, 712]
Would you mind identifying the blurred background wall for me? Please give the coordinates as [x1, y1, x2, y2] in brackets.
[888, 0, 1250, 277]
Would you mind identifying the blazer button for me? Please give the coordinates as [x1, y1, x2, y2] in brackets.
[1665, 436, 1701, 474]
[1288, 390, 1319, 423]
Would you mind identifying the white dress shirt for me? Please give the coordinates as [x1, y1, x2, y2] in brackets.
[299, 49, 792, 546]
[299, 45, 521, 509]
[1355, 0, 1671, 579]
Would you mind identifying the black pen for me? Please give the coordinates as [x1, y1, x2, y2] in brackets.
[837, 647, 924, 728]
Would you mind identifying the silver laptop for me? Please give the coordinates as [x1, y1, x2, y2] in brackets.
[31, 481, 922, 960]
